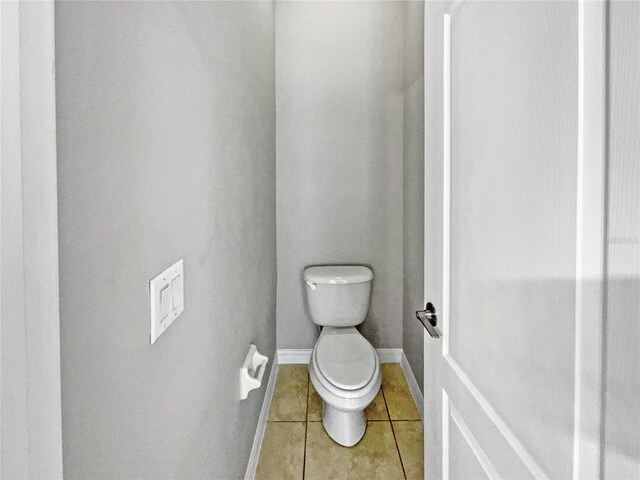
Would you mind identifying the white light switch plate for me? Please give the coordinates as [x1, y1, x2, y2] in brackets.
[149, 259, 184, 344]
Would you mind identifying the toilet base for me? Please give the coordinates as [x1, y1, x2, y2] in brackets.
[322, 401, 367, 447]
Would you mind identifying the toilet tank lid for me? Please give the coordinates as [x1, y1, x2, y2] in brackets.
[304, 266, 373, 285]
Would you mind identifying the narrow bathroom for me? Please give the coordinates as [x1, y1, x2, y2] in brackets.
[3, 1, 639, 480]
[254, 265, 424, 479]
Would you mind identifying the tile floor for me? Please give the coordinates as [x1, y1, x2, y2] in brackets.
[255, 363, 423, 480]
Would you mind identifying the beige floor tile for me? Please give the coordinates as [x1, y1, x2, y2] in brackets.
[255, 422, 306, 480]
[365, 389, 389, 420]
[307, 380, 323, 421]
[304, 422, 405, 480]
[393, 421, 424, 480]
[381, 364, 420, 420]
[269, 365, 308, 421]
[308, 382, 388, 422]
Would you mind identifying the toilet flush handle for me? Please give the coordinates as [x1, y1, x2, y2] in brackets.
[305, 280, 317, 291]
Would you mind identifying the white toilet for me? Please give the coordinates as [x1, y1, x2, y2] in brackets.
[304, 265, 381, 447]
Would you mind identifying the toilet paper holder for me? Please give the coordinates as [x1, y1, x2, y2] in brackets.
[240, 344, 269, 400]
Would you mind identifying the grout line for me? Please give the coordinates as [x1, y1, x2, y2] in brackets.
[266, 420, 307, 423]
[382, 387, 407, 480]
[302, 374, 310, 480]
[368, 419, 422, 422]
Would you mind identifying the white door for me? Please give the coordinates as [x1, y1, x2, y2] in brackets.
[422, 1, 608, 479]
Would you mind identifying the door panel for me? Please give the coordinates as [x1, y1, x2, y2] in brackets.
[449, 2, 578, 478]
[605, 1, 640, 478]
[423, 1, 608, 479]
[445, 372, 537, 479]
[448, 407, 492, 480]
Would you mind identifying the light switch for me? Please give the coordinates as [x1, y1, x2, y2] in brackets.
[149, 259, 184, 344]
[160, 285, 172, 320]
[172, 275, 183, 309]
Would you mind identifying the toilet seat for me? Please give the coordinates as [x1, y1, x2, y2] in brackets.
[314, 331, 376, 390]
[308, 327, 382, 445]
[310, 328, 380, 401]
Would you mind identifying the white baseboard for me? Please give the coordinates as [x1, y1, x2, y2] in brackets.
[277, 347, 403, 364]
[400, 351, 424, 421]
[244, 356, 279, 480]
[277, 347, 422, 417]
[277, 349, 311, 364]
[276, 349, 422, 419]
[375, 348, 403, 363]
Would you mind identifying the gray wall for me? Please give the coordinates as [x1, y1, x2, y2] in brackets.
[276, 1, 405, 349]
[55, 2, 276, 478]
[402, 0, 425, 392]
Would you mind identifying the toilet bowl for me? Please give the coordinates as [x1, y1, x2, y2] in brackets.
[309, 327, 381, 446]
[303, 265, 379, 447]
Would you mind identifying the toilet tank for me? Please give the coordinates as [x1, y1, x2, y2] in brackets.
[304, 266, 373, 327]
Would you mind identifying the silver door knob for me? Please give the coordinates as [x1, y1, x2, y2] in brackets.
[416, 302, 441, 338]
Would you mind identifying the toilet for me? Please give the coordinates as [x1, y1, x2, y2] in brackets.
[304, 265, 381, 447]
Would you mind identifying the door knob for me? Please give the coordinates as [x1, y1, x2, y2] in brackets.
[416, 302, 441, 338]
